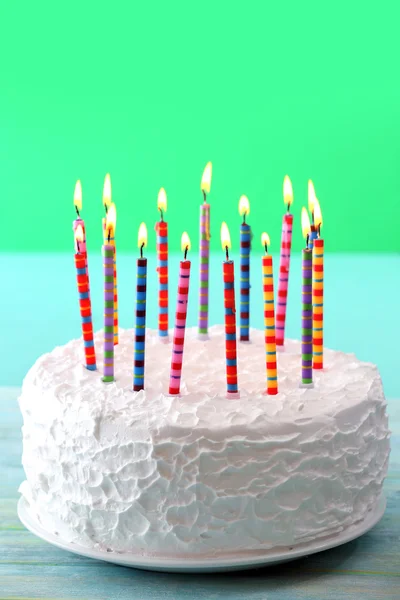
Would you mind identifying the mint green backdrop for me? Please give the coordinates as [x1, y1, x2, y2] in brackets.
[1, 1, 399, 253]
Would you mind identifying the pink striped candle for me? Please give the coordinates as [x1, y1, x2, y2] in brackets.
[169, 233, 191, 395]
[198, 162, 212, 338]
[276, 176, 294, 347]
[72, 180, 90, 286]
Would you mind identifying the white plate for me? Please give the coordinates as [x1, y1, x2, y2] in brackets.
[18, 496, 386, 573]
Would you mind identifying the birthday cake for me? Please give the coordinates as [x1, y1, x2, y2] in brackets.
[19, 326, 390, 558]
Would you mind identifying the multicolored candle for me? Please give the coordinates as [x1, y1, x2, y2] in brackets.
[74, 225, 96, 371]
[102, 174, 118, 345]
[276, 176, 294, 347]
[198, 162, 212, 338]
[72, 180, 90, 286]
[308, 180, 318, 250]
[102, 210, 115, 383]
[238, 195, 251, 342]
[312, 201, 324, 370]
[169, 233, 191, 395]
[221, 222, 239, 398]
[261, 233, 278, 395]
[133, 223, 148, 391]
[155, 188, 169, 341]
[301, 208, 313, 386]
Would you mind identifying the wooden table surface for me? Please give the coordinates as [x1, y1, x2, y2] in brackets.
[1, 386, 399, 599]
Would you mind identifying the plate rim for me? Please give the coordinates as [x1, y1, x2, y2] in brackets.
[18, 495, 386, 573]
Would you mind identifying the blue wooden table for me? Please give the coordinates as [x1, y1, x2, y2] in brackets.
[1, 253, 399, 598]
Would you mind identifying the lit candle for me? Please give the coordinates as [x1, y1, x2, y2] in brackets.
[301, 208, 313, 387]
[221, 222, 240, 398]
[312, 201, 324, 370]
[102, 209, 115, 383]
[198, 161, 212, 339]
[308, 180, 318, 250]
[74, 225, 96, 371]
[276, 175, 294, 347]
[133, 223, 148, 391]
[169, 233, 192, 395]
[261, 233, 278, 395]
[72, 180, 90, 287]
[155, 187, 169, 342]
[102, 174, 118, 345]
[238, 195, 251, 342]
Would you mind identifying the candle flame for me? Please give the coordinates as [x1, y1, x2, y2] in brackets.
[138, 222, 148, 248]
[105, 202, 117, 237]
[200, 162, 212, 195]
[74, 180, 82, 211]
[75, 224, 84, 243]
[220, 222, 231, 250]
[301, 207, 311, 239]
[308, 179, 316, 214]
[314, 197, 323, 229]
[261, 232, 270, 248]
[283, 175, 293, 206]
[103, 173, 112, 208]
[157, 187, 167, 213]
[181, 232, 191, 252]
[238, 195, 250, 217]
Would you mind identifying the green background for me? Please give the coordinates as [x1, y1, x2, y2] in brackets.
[1, 1, 399, 253]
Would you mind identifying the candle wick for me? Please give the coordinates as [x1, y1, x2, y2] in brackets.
[202, 190, 207, 204]
[225, 245, 229, 261]
[306, 233, 309, 249]
[140, 243, 144, 259]
[318, 223, 321, 237]
[159, 209, 163, 222]
[75, 205, 80, 217]
[287, 202, 291, 214]
[243, 213, 246, 224]
[311, 211, 314, 225]
[105, 204, 108, 215]
[264, 243, 268, 254]
[184, 245, 188, 260]
[108, 229, 111, 243]
[77, 239, 80, 253]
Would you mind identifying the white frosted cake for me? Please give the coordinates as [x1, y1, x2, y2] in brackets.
[19, 326, 390, 558]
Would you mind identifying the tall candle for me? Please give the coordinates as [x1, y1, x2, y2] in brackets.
[198, 162, 212, 338]
[102, 222, 115, 383]
[312, 201, 324, 370]
[102, 174, 118, 345]
[301, 208, 313, 386]
[276, 176, 294, 347]
[238, 195, 251, 342]
[133, 223, 148, 391]
[155, 188, 169, 341]
[221, 222, 239, 398]
[72, 180, 90, 286]
[261, 233, 278, 395]
[74, 225, 96, 371]
[169, 233, 191, 395]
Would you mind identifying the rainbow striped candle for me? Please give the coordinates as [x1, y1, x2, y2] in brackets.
[133, 223, 148, 391]
[238, 195, 251, 341]
[261, 233, 278, 395]
[313, 201, 324, 370]
[276, 176, 294, 347]
[221, 222, 239, 398]
[198, 162, 212, 338]
[301, 208, 313, 386]
[169, 233, 191, 395]
[74, 225, 96, 371]
[156, 188, 169, 341]
[102, 175, 118, 345]
[102, 239, 115, 383]
[73, 180, 91, 288]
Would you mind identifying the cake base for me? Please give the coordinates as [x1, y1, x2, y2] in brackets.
[18, 495, 386, 573]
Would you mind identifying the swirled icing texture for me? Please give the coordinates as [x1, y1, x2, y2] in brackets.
[19, 327, 390, 558]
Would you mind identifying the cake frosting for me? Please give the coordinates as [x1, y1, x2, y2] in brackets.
[19, 326, 390, 558]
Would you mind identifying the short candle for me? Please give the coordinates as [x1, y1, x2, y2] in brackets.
[198, 162, 212, 337]
[221, 222, 239, 398]
[133, 223, 148, 391]
[261, 233, 278, 395]
[155, 188, 169, 341]
[301, 208, 313, 386]
[238, 195, 251, 342]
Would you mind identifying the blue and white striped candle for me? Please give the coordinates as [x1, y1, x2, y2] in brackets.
[133, 223, 148, 391]
[238, 195, 251, 342]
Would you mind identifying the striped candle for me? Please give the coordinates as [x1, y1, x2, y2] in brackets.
[74, 227, 96, 371]
[169, 233, 191, 395]
[261, 234, 278, 395]
[221, 222, 239, 398]
[133, 257, 147, 391]
[309, 223, 318, 250]
[198, 202, 210, 336]
[198, 162, 212, 338]
[301, 247, 313, 385]
[312, 198, 324, 369]
[102, 243, 115, 383]
[156, 188, 169, 340]
[73, 180, 90, 288]
[238, 195, 251, 341]
[276, 176, 294, 347]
